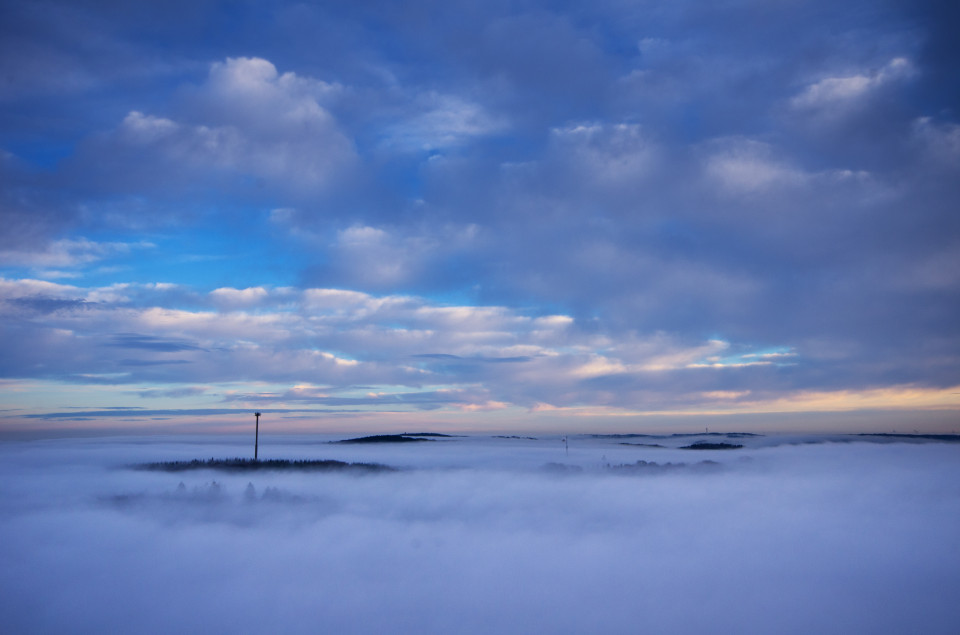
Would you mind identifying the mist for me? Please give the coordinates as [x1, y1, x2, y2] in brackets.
[1, 434, 957, 634]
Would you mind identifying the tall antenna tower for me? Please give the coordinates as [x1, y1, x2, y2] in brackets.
[254, 412, 262, 460]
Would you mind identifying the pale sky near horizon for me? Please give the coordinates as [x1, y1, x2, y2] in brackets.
[1, 0, 958, 435]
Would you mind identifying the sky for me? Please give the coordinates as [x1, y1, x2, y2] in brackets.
[1, 0, 959, 435]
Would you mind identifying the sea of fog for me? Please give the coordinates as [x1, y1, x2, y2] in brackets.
[1, 432, 958, 634]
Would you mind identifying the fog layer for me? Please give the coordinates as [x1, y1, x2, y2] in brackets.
[1, 435, 957, 634]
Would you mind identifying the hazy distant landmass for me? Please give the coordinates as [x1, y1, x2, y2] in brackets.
[590, 432, 760, 439]
[857, 433, 960, 443]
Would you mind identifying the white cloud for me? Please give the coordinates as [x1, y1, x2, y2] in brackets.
[912, 117, 960, 167]
[548, 122, 658, 186]
[110, 57, 357, 193]
[790, 57, 915, 111]
[569, 337, 750, 378]
[302, 288, 386, 314]
[120, 111, 178, 142]
[210, 286, 270, 308]
[0, 238, 154, 268]
[570, 354, 629, 378]
[323, 223, 481, 289]
[199, 57, 344, 131]
[333, 226, 410, 287]
[0, 277, 84, 301]
[382, 92, 506, 152]
[704, 138, 806, 194]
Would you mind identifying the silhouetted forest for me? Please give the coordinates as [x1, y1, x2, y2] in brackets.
[680, 442, 743, 450]
[332, 434, 433, 444]
[135, 458, 396, 472]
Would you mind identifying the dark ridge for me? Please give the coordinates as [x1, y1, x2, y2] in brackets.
[619, 442, 665, 448]
[134, 458, 396, 472]
[493, 435, 537, 440]
[680, 442, 743, 450]
[856, 433, 960, 443]
[333, 434, 432, 444]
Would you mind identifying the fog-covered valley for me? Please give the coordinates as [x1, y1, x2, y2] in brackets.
[1, 433, 958, 634]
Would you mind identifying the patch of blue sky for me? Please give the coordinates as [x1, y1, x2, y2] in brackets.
[335, 384, 459, 397]
[2, 140, 76, 170]
[73, 217, 304, 292]
[409, 288, 488, 309]
[698, 346, 797, 368]
[742, 347, 797, 362]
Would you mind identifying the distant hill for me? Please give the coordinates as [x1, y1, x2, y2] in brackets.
[333, 434, 433, 444]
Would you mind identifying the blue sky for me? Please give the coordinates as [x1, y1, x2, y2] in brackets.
[1, 0, 958, 435]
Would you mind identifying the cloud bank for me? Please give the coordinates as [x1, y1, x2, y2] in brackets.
[1, 435, 958, 633]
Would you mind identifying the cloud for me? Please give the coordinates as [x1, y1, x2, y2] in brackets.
[380, 92, 506, 151]
[107, 334, 206, 353]
[293, 222, 483, 291]
[221, 385, 499, 411]
[210, 286, 270, 308]
[0, 0, 185, 102]
[703, 138, 807, 194]
[911, 117, 960, 168]
[0, 154, 82, 262]
[0, 237, 154, 268]
[791, 58, 915, 112]
[77, 57, 358, 198]
[5, 276, 847, 418]
[544, 122, 659, 192]
[0, 277, 86, 304]
[134, 386, 206, 399]
[5, 295, 92, 315]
